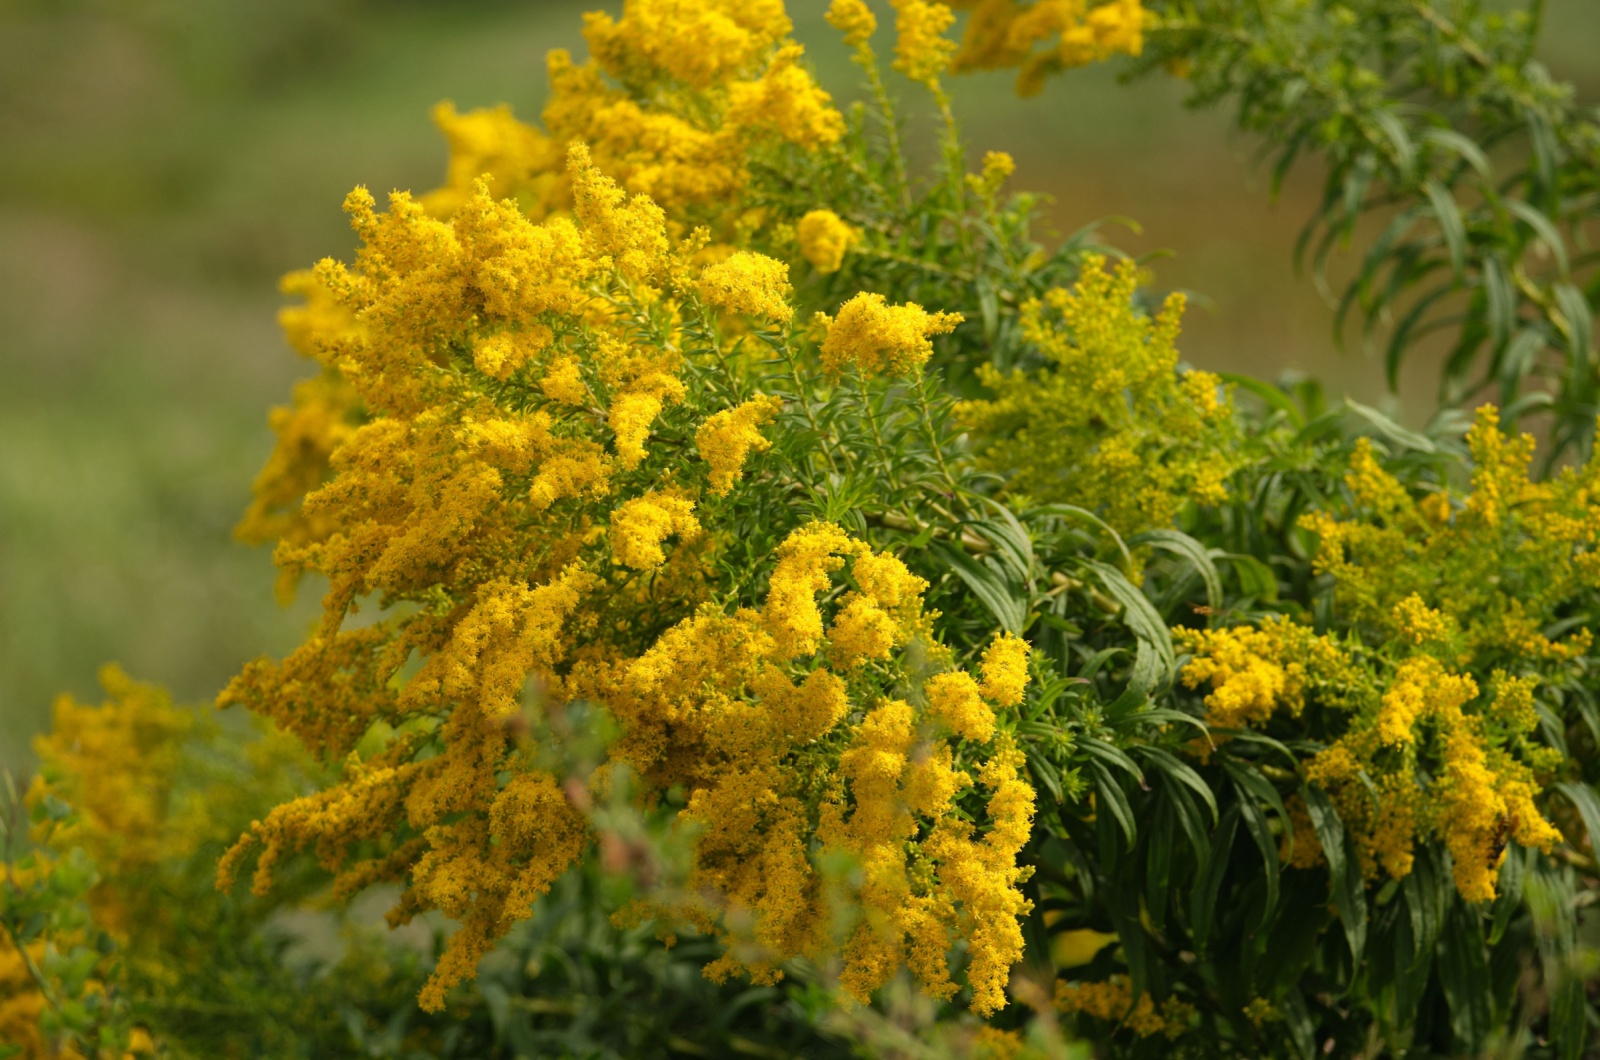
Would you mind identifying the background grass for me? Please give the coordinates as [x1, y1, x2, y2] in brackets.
[2, 0, 1596, 767]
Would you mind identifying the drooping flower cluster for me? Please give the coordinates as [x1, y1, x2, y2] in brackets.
[817, 293, 964, 378]
[1055, 976, 1194, 1040]
[211, 143, 1034, 1016]
[950, 0, 1149, 95]
[961, 254, 1241, 537]
[425, 0, 845, 221]
[1177, 408, 1598, 900]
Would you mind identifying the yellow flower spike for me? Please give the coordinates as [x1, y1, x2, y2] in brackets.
[608, 392, 664, 469]
[609, 493, 701, 570]
[826, 0, 878, 46]
[979, 631, 1030, 706]
[472, 327, 555, 381]
[961, 254, 1240, 537]
[1345, 437, 1409, 514]
[796, 209, 859, 274]
[725, 44, 847, 149]
[926, 670, 996, 742]
[697, 251, 794, 322]
[567, 142, 670, 283]
[762, 521, 869, 658]
[421, 101, 560, 219]
[966, 150, 1017, 199]
[818, 292, 963, 377]
[582, 0, 793, 92]
[696, 394, 784, 495]
[539, 352, 588, 406]
[1392, 593, 1451, 646]
[890, 0, 959, 88]
[1055, 975, 1192, 1039]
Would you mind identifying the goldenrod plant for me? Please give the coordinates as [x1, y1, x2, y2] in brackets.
[10, 1, 1600, 1057]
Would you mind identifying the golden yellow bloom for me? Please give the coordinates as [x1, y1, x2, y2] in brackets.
[796, 208, 858, 274]
[1056, 975, 1192, 1039]
[949, 0, 1148, 95]
[962, 254, 1242, 537]
[827, 0, 879, 46]
[725, 44, 847, 149]
[584, 0, 793, 91]
[890, 0, 959, 87]
[1174, 618, 1351, 728]
[539, 352, 588, 405]
[1345, 437, 1409, 514]
[1392, 592, 1451, 646]
[421, 101, 561, 219]
[979, 632, 1030, 706]
[697, 251, 794, 321]
[926, 671, 995, 742]
[610, 493, 702, 570]
[696, 394, 784, 494]
[817, 292, 963, 377]
[967, 150, 1017, 199]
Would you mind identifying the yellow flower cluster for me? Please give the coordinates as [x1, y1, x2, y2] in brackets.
[482, 0, 841, 219]
[817, 293, 964, 378]
[949, 0, 1149, 96]
[796, 208, 858, 274]
[890, 0, 959, 88]
[1175, 618, 1358, 729]
[962, 254, 1241, 538]
[826, 0, 879, 47]
[234, 270, 364, 599]
[1179, 408, 1598, 899]
[214, 146, 1031, 1016]
[1304, 406, 1600, 665]
[696, 394, 784, 494]
[1055, 976, 1193, 1039]
[571, 524, 1034, 1015]
[697, 251, 794, 321]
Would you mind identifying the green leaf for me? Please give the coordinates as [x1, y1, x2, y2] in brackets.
[1421, 127, 1491, 178]
[1135, 745, 1218, 824]
[1234, 784, 1281, 925]
[1423, 180, 1467, 278]
[930, 542, 1026, 634]
[1506, 200, 1570, 276]
[1303, 783, 1366, 966]
[1215, 552, 1279, 602]
[1553, 281, 1593, 372]
[1218, 372, 1305, 427]
[1555, 782, 1600, 852]
[1082, 559, 1176, 693]
[1436, 901, 1491, 1051]
[1131, 529, 1222, 610]
[1344, 397, 1435, 453]
[1092, 761, 1137, 850]
[1191, 806, 1239, 954]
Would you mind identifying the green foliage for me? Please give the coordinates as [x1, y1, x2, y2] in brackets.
[1143, 0, 1600, 461]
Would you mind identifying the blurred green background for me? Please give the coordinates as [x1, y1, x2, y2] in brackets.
[2, 0, 1597, 767]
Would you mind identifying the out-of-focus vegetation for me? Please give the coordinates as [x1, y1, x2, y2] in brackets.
[0, 0, 1596, 779]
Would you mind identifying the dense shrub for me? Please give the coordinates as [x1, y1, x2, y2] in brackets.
[6, 1, 1600, 1057]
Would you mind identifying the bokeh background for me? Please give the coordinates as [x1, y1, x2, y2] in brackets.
[3, 0, 1597, 767]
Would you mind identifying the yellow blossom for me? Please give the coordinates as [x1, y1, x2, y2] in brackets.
[696, 394, 784, 494]
[962, 254, 1241, 537]
[827, 0, 879, 46]
[926, 671, 995, 742]
[797, 209, 858, 274]
[697, 251, 794, 321]
[979, 632, 1030, 706]
[890, 0, 959, 87]
[818, 292, 963, 377]
[610, 493, 702, 570]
